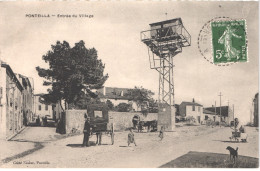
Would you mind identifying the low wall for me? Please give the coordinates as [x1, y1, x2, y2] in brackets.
[110, 112, 158, 130]
[65, 110, 86, 134]
[65, 110, 158, 133]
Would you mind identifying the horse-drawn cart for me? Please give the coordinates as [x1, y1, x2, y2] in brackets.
[87, 104, 114, 145]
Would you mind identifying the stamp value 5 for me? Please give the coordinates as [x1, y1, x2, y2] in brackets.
[211, 20, 247, 64]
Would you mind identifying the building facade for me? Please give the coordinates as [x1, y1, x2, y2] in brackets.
[33, 94, 53, 119]
[0, 63, 24, 140]
[202, 108, 221, 123]
[204, 106, 234, 125]
[179, 101, 203, 124]
[97, 87, 141, 111]
[253, 93, 258, 127]
[17, 74, 34, 125]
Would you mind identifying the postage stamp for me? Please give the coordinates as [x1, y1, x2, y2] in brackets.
[198, 17, 248, 66]
[211, 20, 247, 64]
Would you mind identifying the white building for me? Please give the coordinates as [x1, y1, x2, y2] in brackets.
[33, 94, 53, 119]
[0, 62, 24, 140]
[179, 100, 203, 124]
[97, 87, 141, 111]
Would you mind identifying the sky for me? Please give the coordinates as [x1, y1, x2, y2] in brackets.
[0, 1, 258, 124]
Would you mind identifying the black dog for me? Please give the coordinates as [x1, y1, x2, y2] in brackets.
[226, 146, 238, 163]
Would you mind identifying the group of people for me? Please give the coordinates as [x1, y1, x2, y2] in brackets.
[82, 113, 165, 147]
[35, 115, 48, 126]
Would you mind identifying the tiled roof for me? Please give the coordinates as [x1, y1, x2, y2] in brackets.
[1, 63, 23, 91]
[180, 101, 203, 107]
[98, 87, 133, 100]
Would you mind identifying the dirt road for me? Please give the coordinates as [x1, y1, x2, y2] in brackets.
[1, 125, 258, 168]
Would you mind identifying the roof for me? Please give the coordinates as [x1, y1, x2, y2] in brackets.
[203, 109, 216, 115]
[1, 63, 23, 91]
[204, 106, 230, 117]
[17, 74, 32, 89]
[180, 101, 203, 107]
[98, 87, 133, 100]
[149, 18, 182, 27]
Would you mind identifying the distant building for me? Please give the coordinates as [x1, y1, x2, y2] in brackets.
[203, 108, 221, 122]
[33, 94, 53, 119]
[204, 106, 234, 125]
[97, 87, 140, 111]
[0, 62, 24, 140]
[253, 93, 258, 127]
[179, 99, 203, 123]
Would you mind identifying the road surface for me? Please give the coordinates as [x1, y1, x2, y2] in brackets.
[1, 125, 258, 168]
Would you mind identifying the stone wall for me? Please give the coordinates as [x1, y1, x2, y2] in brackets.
[65, 110, 158, 133]
[65, 110, 86, 134]
[110, 112, 158, 130]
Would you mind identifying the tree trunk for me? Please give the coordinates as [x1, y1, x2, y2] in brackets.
[60, 100, 65, 112]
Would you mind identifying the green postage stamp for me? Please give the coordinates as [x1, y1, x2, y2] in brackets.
[211, 20, 247, 64]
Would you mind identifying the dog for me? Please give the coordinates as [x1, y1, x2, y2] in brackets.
[226, 146, 238, 163]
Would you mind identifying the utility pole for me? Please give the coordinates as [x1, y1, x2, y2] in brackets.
[233, 104, 235, 128]
[214, 101, 216, 122]
[218, 92, 223, 123]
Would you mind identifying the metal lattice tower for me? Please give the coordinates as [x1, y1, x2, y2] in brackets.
[141, 18, 191, 130]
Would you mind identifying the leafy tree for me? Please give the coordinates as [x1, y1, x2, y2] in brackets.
[116, 103, 132, 112]
[127, 86, 154, 106]
[148, 99, 159, 113]
[126, 86, 155, 115]
[36, 40, 108, 111]
[106, 100, 114, 111]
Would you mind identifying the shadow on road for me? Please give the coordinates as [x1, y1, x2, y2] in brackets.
[212, 140, 248, 143]
[66, 141, 97, 148]
[1, 142, 44, 165]
[28, 121, 56, 128]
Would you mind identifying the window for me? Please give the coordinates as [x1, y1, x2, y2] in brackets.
[198, 107, 200, 112]
[94, 111, 103, 118]
[205, 115, 208, 120]
[38, 97, 41, 102]
[192, 105, 195, 111]
[45, 105, 48, 111]
[38, 105, 41, 111]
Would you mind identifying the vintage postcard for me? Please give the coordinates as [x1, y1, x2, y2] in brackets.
[0, 1, 258, 168]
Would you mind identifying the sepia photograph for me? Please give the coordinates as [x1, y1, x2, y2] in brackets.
[0, 1, 259, 168]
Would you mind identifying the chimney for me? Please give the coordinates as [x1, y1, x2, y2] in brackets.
[192, 98, 195, 103]
[212, 105, 214, 107]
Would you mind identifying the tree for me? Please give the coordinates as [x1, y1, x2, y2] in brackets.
[126, 86, 155, 115]
[106, 100, 114, 111]
[116, 103, 132, 112]
[148, 99, 159, 113]
[36, 40, 108, 111]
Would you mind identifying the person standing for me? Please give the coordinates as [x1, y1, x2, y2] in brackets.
[128, 128, 137, 146]
[82, 114, 91, 147]
[159, 126, 164, 140]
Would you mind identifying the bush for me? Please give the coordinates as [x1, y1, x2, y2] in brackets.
[115, 103, 132, 112]
[186, 116, 196, 124]
[106, 100, 114, 111]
